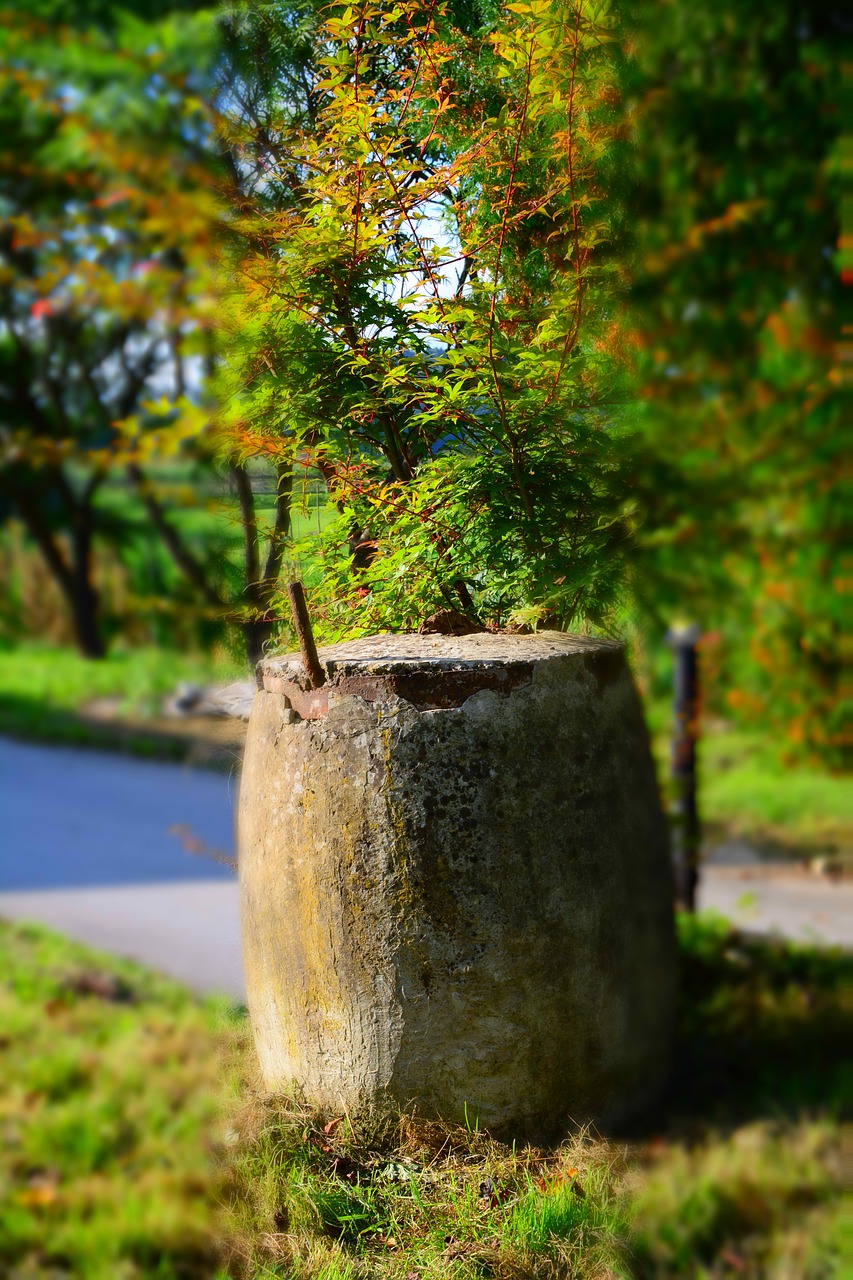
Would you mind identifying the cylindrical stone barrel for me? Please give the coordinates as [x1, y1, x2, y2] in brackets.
[238, 632, 676, 1139]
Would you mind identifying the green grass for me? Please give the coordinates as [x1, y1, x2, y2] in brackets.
[2, 915, 847, 1278]
[0, 643, 248, 756]
[625, 1121, 843, 1278]
[699, 729, 851, 856]
[224, 1107, 628, 1279]
[648, 710, 851, 860]
[0, 643, 247, 718]
[0, 920, 247, 1279]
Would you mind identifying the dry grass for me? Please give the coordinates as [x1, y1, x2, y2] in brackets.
[222, 1098, 627, 1279]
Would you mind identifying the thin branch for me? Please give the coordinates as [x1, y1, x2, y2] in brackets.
[128, 463, 225, 609]
[546, 3, 586, 402]
[231, 459, 260, 593]
[7, 481, 74, 595]
[260, 462, 293, 594]
[487, 32, 536, 430]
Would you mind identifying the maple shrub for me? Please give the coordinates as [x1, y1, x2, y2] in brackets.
[228, 0, 633, 639]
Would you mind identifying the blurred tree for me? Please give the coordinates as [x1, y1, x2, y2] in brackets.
[0, 2, 225, 656]
[626, 0, 842, 762]
[0, 0, 303, 664]
[203, 0, 330, 662]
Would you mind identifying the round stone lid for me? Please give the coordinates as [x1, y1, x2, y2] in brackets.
[257, 631, 623, 718]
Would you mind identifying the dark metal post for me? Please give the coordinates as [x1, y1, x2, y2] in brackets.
[666, 623, 701, 910]
[286, 580, 325, 690]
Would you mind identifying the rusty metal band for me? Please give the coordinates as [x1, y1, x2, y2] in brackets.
[261, 665, 533, 718]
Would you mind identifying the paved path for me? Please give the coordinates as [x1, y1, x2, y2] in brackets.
[698, 865, 852, 949]
[1, 739, 848, 1004]
[0, 737, 243, 998]
[0, 736, 237, 890]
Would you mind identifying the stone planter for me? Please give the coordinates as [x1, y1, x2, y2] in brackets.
[238, 632, 675, 1139]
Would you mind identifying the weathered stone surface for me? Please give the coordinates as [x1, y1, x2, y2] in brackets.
[239, 632, 676, 1140]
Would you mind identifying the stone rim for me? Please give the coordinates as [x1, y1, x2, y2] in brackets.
[256, 630, 625, 717]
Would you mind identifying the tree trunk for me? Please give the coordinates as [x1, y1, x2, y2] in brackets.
[68, 571, 105, 658]
[128, 463, 223, 610]
[243, 617, 269, 670]
[233, 460, 293, 667]
[11, 479, 106, 658]
[69, 507, 105, 658]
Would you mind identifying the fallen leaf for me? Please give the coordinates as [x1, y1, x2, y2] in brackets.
[419, 608, 485, 636]
[537, 1167, 580, 1193]
[17, 1184, 58, 1207]
[324, 1117, 343, 1137]
[65, 970, 134, 1003]
[17, 1170, 61, 1209]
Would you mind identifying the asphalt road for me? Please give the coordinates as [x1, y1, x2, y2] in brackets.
[1, 737, 848, 1001]
[0, 736, 243, 998]
[696, 856, 852, 949]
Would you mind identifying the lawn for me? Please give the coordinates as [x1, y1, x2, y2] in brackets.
[698, 729, 850, 858]
[0, 920, 247, 1279]
[0, 644, 248, 760]
[646, 707, 850, 862]
[2, 916, 847, 1278]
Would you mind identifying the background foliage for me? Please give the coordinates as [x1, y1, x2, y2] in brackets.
[0, 0, 843, 762]
[625, 0, 842, 763]
[0, 0, 300, 664]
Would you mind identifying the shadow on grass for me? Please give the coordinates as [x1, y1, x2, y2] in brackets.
[667, 912, 850, 1132]
[221, 916, 849, 1279]
[617, 915, 849, 1278]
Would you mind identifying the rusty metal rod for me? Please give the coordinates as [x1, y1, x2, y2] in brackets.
[286, 580, 325, 689]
